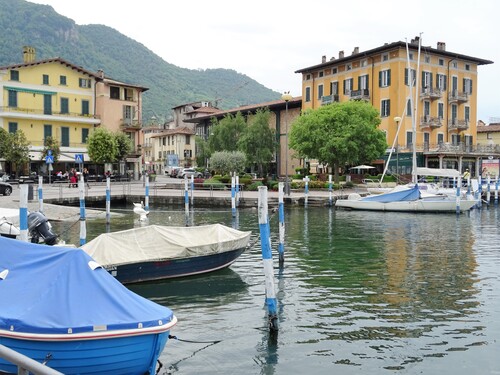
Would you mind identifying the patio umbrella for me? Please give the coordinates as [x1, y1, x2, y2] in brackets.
[350, 165, 375, 170]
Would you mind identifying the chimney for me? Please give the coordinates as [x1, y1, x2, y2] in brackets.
[410, 36, 420, 45]
[23, 46, 36, 63]
[437, 41, 446, 51]
[97, 69, 105, 78]
[339, 50, 344, 59]
[322, 55, 327, 63]
[330, 57, 336, 61]
[352, 47, 359, 55]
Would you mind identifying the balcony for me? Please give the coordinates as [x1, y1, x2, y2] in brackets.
[420, 87, 442, 100]
[448, 118, 469, 131]
[0, 106, 100, 121]
[420, 115, 442, 129]
[349, 89, 370, 101]
[448, 90, 468, 103]
[321, 94, 339, 105]
[120, 119, 141, 129]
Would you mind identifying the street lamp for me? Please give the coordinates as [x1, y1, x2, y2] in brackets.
[281, 91, 293, 196]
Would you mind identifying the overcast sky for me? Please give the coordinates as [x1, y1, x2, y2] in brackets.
[29, 0, 499, 122]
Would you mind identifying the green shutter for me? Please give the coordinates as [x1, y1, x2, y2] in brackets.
[387, 70, 391, 86]
[379, 71, 382, 87]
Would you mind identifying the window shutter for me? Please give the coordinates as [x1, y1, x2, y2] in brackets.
[358, 76, 361, 90]
[422, 72, 426, 88]
[429, 73, 433, 89]
[387, 100, 390, 116]
[404, 69, 408, 85]
[379, 71, 382, 87]
[387, 70, 391, 86]
[470, 79, 473, 94]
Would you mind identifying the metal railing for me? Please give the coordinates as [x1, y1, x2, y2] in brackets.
[0, 344, 63, 375]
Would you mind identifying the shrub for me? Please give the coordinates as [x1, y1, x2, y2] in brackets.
[247, 181, 264, 191]
[344, 181, 354, 188]
[203, 178, 226, 189]
[239, 177, 252, 186]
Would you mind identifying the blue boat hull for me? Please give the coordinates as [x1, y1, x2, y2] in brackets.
[106, 247, 246, 284]
[0, 331, 170, 375]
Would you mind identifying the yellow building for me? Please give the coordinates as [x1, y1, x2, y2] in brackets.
[295, 38, 497, 177]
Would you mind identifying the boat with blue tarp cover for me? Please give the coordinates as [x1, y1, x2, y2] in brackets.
[0, 236, 177, 375]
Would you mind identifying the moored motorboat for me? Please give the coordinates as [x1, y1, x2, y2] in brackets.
[0, 236, 177, 374]
[81, 223, 251, 284]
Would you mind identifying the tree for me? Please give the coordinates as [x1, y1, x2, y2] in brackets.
[3, 130, 30, 176]
[238, 109, 276, 177]
[209, 151, 246, 175]
[87, 128, 118, 164]
[41, 136, 61, 163]
[114, 132, 133, 161]
[195, 135, 210, 168]
[289, 101, 387, 183]
[208, 112, 246, 153]
[0, 128, 8, 160]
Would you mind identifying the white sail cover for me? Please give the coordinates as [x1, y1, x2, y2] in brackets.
[81, 224, 251, 266]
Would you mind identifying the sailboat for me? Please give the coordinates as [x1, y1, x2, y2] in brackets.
[336, 36, 477, 213]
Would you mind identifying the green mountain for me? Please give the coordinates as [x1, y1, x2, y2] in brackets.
[0, 0, 281, 120]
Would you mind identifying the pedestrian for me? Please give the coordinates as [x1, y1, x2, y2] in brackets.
[83, 168, 90, 189]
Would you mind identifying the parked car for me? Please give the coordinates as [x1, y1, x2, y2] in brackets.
[169, 167, 182, 178]
[0, 181, 13, 196]
[177, 168, 203, 179]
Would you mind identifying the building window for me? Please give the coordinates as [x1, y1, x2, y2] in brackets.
[464, 106, 470, 122]
[463, 78, 473, 94]
[82, 100, 89, 116]
[123, 105, 133, 123]
[423, 101, 430, 117]
[319, 71, 324, 78]
[42, 74, 49, 85]
[487, 133, 493, 140]
[186, 135, 191, 145]
[330, 81, 338, 95]
[451, 133, 460, 145]
[451, 104, 458, 122]
[465, 64, 470, 71]
[79, 78, 91, 88]
[452, 61, 458, 68]
[10, 70, 19, 81]
[382, 53, 389, 61]
[8, 90, 17, 107]
[406, 99, 412, 116]
[405, 68, 416, 86]
[82, 128, 89, 144]
[343, 78, 353, 95]
[44, 125, 52, 141]
[110, 86, 120, 99]
[361, 59, 368, 67]
[60, 98, 69, 114]
[424, 132, 430, 148]
[438, 102, 444, 119]
[424, 55, 430, 63]
[379, 69, 391, 87]
[406, 131, 413, 148]
[422, 71, 432, 90]
[60, 75, 67, 85]
[381, 99, 390, 117]
[437, 133, 444, 144]
[409, 53, 414, 60]
[318, 84, 324, 99]
[437, 73, 447, 90]
[305, 74, 311, 80]
[61, 127, 70, 147]
[346, 63, 352, 71]
[43, 94, 52, 115]
[359, 75, 369, 90]
[439, 59, 444, 66]
[332, 68, 337, 74]
[305, 87, 311, 102]
[8, 122, 18, 133]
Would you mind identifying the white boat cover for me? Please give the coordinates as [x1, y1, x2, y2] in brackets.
[81, 224, 251, 266]
[415, 167, 461, 178]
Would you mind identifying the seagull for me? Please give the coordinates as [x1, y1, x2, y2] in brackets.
[133, 202, 149, 221]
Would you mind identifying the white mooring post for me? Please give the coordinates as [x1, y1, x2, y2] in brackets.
[231, 173, 236, 218]
[38, 176, 44, 214]
[486, 175, 491, 204]
[184, 176, 189, 216]
[190, 175, 194, 206]
[144, 174, 150, 211]
[456, 177, 461, 215]
[19, 185, 28, 242]
[106, 176, 111, 224]
[328, 174, 333, 207]
[303, 176, 310, 207]
[78, 174, 86, 246]
[257, 186, 278, 331]
[235, 175, 240, 206]
[278, 182, 285, 266]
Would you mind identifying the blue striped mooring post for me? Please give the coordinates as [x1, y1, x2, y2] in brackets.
[190, 175, 194, 206]
[235, 175, 240, 207]
[455, 177, 461, 215]
[495, 177, 499, 204]
[184, 177, 189, 216]
[144, 174, 150, 211]
[78, 174, 86, 246]
[38, 176, 44, 214]
[19, 184, 28, 242]
[278, 182, 285, 266]
[477, 176, 482, 208]
[486, 175, 491, 204]
[231, 173, 236, 217]
[105, 176, 111, 224]
[328, 174, 333, 206]
[258, 186, 278, 331]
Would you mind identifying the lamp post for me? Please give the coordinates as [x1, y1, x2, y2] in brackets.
[281, 92, 293, 196]
[394, 116, 401, 176]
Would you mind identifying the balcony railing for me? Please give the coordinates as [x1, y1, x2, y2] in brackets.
[420, 87, 442, 100]
[0, 106, 100, 119]
[349, 89, 370, 100]
[448, 118, 469, 131]
[448, 90, 468, 103]
[120, 119, 141, 129]
[420, 115, 442, 129]
[321, 94, 339, 105]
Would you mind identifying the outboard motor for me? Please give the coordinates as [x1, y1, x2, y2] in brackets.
[28, 212, 58, 245]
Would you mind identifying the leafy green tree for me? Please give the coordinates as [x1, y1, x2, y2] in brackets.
[208, 112, 246, 153]
[289, 101, 387, 183]
[195, 135, 210, 168]
[114, 132, 133, 161]
[87, 128, 118, 164]
[3, 130, 30, 176]
[0, 128, 8, 159]
[41, 136, 61, 163]
[238, 109, 276, 177]
[209, 151, 246, 175]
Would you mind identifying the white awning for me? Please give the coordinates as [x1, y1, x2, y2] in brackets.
[415, 167, 460, 178]
[28, 151, 89, 163]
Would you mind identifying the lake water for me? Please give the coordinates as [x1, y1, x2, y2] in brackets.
[52, 204, 500, 374]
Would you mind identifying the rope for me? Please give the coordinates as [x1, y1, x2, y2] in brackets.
[168, 335, 221, 344]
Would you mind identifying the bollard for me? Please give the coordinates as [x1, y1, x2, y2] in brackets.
[303, 176, 309, 207]
[106, 177, 111, 224]
[456, 177, 461, 215]
[328, 174, 333, 207]
[145, 175, 150, 211]
[257, 186, 278, 331]
[184, 177, 189, 216]
[478, 176, 482, 208]
[38, 176, 43, 214]
[19, 185, 28, 242]
[278, 182, 285, 266]
[495, 177, 499, 204]
[486, 175, 491, 204]
[190, 175, 194, 206]
[236, 175, 240, 207]
[78, 174, 86, 246]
